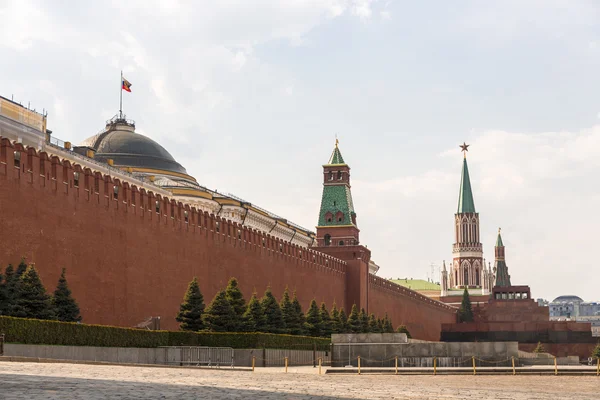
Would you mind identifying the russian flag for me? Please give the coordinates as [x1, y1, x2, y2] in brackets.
[122, 78, 132, 92]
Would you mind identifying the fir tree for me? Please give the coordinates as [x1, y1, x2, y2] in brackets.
[261, 287, 285, 333]
[244, 291, 266, 332]
[533, 341, 545, 354]
[458, 288, 474, 323]
[347, 304, 362, 333]
[338, 307, 348, 333]
[319, 302, 332, 338]
[330, 302, 341, 334]
[203, 290, 237, 332]
[377, 317, 384, 333]
[368, 314, 380, 333]
[359, 308, 369, 333]
[14, 265, 54, 320]
[3, 264, 17, 316]
[15, 258, 28, 278]
[224, 277, 246, 331]
[176, 277, 206, 331]
[52, 268, 81, 322]
[396, 325, 412, 339]
[304, 299, 322, 337]
[383, 313, 394, 333]
[279, 287, 294, 334]
[0, 270, 6, 315]
[592, 343, 600, 359]
[290, 291, 306, 335]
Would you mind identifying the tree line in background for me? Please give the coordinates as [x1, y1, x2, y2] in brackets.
[176, 277, 411, 338]
[0, 259, 81, 322]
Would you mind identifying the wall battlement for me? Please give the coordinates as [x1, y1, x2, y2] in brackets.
[369, 274, 455, 312]
[0, 138, 346, 275]
[0, 136, 457, 338]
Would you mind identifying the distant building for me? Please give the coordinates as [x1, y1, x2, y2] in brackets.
[549, 295, 584, 319]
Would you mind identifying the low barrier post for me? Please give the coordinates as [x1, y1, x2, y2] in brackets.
[252, 356, 255, 372]
[511, 356, 515, 376]
[0, 333, 4, 357]
[472, 356, 476, 375]
[596, 358, 599, 377]
[433, 357, 437, 376]
[358, 356, 361, 375]
[318, 357, 322, 375]
[554, 357, 558, 376]
[285, 357, 288, 373]
[395, 356, 398, 375]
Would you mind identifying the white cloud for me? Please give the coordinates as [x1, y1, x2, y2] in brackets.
[1, 0, 598, 303]
[355, 126, 600, 300]
[352, 0, 374, 19]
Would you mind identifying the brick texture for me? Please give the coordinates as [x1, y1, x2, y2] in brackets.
[0, 139, 457, 337]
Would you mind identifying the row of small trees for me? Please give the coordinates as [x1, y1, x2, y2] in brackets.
[176, 277, 411, 337]
[0, 260, 81, 322]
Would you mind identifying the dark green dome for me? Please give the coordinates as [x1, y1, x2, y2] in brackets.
[80, 121, 188, 176]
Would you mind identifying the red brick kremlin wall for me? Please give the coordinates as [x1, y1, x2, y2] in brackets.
[368, 275, 457, 341]
[0, 139, 457, 337]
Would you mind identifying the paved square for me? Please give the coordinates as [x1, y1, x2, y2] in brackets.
[0, 362, 597, 399]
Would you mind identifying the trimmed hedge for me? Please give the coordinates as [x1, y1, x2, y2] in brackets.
[0, 316, 169, 348]
[0, 316, 330, 350]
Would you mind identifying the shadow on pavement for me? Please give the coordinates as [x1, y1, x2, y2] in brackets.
[0, 373, 357, 399]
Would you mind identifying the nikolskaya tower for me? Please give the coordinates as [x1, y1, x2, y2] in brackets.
[450, 143, 485, 290]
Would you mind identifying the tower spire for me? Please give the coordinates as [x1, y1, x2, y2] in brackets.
[457, 144, 475, 213]
[327, 139, 345, 165]
[317, 141, 358, 246]
[452, 142, 483, 289]
[494, 228, 511, 287]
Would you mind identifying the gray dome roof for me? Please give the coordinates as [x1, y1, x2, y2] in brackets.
[80, 122, 188, 176]
[552, 295, 584, 303]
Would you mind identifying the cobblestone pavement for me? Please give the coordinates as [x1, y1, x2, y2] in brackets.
[0, 362, 597, 399]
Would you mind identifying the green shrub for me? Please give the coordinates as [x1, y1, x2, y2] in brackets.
[0, 316, 329, 350]
[592, 342, 600, 359]
[0, 316, 168, 347]
[533, 341, 545, 353]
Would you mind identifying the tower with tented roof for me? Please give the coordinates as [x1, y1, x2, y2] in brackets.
[451, 143, 484, 289]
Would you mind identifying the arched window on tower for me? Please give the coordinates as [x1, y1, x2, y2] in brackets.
[337, 171, 342, 180]
[455, 270, 458, 286]
[328, 172, 334, 181]
[324, 234, 331, 246]
[475, 268, 480, 286]
[464, 268, 469, 286]
[336, 211, 344, 223]
[338, 240, 344, 246]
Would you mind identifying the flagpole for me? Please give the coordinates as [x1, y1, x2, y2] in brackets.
[119, 70, 123, 119]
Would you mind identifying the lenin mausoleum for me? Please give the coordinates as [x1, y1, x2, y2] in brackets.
[0, 94, 596, 356]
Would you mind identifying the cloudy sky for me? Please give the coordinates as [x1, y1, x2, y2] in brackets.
[2, 0, 599, 301]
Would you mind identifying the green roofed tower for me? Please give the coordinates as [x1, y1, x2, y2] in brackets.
[457, 158, 476, 213]
[316, 139, 359, 247]
[494, 228, 511, 287]
[314, 139, 371, 315]
[450, 143, 484, 291]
